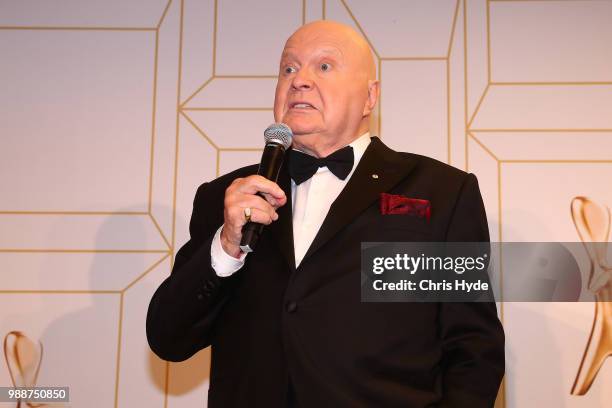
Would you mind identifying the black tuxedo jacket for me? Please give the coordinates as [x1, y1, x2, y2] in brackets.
[147, 137, 505, 407]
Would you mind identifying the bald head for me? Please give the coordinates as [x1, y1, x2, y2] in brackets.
[285, 21, 377, 80]
[274, 20, 380, 157]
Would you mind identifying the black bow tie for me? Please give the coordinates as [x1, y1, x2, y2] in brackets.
[288, 146, 355, 185]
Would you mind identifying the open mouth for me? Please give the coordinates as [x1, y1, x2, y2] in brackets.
[290, 102, 316, 110]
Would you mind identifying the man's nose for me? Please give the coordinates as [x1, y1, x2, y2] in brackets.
[291, 68, 313, 91]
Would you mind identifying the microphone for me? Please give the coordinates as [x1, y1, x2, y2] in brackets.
[239, 123, 293, 253]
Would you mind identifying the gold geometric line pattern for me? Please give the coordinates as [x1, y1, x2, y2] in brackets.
[377, 58, 382, 136]
[212, 0, 219, 76]
[168, 1, 610, 406]
[163, 361, 170, 408]
[319, 2, 469, 172]
[469, 134, 612, 353]
[182, 107, 273, 111]
[446, 0, 462, 165]
[338, 0, 380, 59]
[163, 2, 185, 407]
[0, 249, 170, 253]
[180, 111, 220, 149]
[0, 290, 121, 294]
[11, 1, 603, 406]
[0, 254, 169, 294]
[447, 59, 452, 164]
[178, 0, 288, 108]
[302, 0, 307, 25]
[380, 57, 447, 61]
[478, 0, 612, 143]
[154, 0, 611, 404]
[502, 160, 612, 164]
[467, 150, 612, 251]
[181, 1, 430, 116]
[0, 26, 156, 31]
[496, 160, 505, 408]
[497, 160, 503, 263]
[471, 131, 612, 407]
[467, 128, 506, 408]
[0, 27, 160, 219]
[495, 156, 503, 237]
[170, 0, 186, 273]
[0, 213, 170, 253]
[467, 84, 491, 129]
[490, 0, 580, 2]
[0, 26, 168, 258]
[114, 292, 124, 408]
[149, 213, 172, 250]
[334, 0, 440, 142]
[469, 132, 501, 161]
[180, 76, 214, 108]
[179, 76, 278, 110]
[215, 75, 278, 79]
[219, 148, 264, 152]
[468, 4, 503, 401]
[333, 1, 459, 60]
[122, 253, 170, 293]
[471, 128, 612, 132]
[316, 0, 467, 168]
[447, 0, 462, 59]
[0, 211, 148, 215]
[328, 1, 383, 138]
[463, 0, 469, 171]
[157, 0, 174, 29]
[466, 111, 612, 407]
[495, 378, 506, 408]
[486, 0, 492, 83]
[322, 0, 327, 20]
[0, 220, 169, 253]
[148, 29, 160, 214]
[324, 1, 460, 166]
[491, 81, 612, 86]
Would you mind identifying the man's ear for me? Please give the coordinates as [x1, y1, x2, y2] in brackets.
[363, 79, 380, 116]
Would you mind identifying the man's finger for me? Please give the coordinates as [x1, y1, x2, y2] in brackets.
[238, 175, 285, 199]
[229, 195, 278, 222]
[246, 208, 276, 225]
[261, 191, 287, 208]
[227, 205, 276, 227]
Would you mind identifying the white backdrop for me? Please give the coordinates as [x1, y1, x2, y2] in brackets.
[1, 1, 611, 407]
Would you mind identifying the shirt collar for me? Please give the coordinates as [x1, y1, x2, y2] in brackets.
[348, 132, 371, 173]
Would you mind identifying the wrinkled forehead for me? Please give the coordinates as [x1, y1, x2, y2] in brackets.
[282, 28, 362, 61]
[279, 22, 376, 78]
[281, 42, 344, 62]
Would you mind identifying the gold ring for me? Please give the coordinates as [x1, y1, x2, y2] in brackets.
[244, 207, 252, 223]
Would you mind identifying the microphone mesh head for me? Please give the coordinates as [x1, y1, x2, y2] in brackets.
[264, 123, 293, 149]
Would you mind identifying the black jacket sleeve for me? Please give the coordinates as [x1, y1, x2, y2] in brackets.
[146, 182, 238, 362]
[438, 173, 506, 407]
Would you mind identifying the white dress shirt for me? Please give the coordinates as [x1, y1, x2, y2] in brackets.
[211, 132, 372, 276]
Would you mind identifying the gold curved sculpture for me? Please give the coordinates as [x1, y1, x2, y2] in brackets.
[570, 196, 612, 395]
[3, 331, 44, 408]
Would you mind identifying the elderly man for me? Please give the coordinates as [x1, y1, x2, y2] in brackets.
[147, 20, 505, 407]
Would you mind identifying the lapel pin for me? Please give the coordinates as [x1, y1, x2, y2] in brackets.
[371, 174, 379, 179]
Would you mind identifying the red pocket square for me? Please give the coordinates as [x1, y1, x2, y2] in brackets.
[380, 193, 431, 220]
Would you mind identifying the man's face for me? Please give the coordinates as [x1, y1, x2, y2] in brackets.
[273, 25, 372, 146]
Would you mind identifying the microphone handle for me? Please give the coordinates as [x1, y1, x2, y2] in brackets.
[239, 143, 286, 253]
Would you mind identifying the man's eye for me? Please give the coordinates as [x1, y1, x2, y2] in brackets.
[320, 63, 331, 72]
[284, 66, 297, 74]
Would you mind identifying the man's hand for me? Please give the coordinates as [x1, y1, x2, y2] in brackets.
[220, 175, 287, 258]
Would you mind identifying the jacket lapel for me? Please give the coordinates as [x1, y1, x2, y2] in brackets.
[270, 158, 296, 271]
[300, 137, 417, 264]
